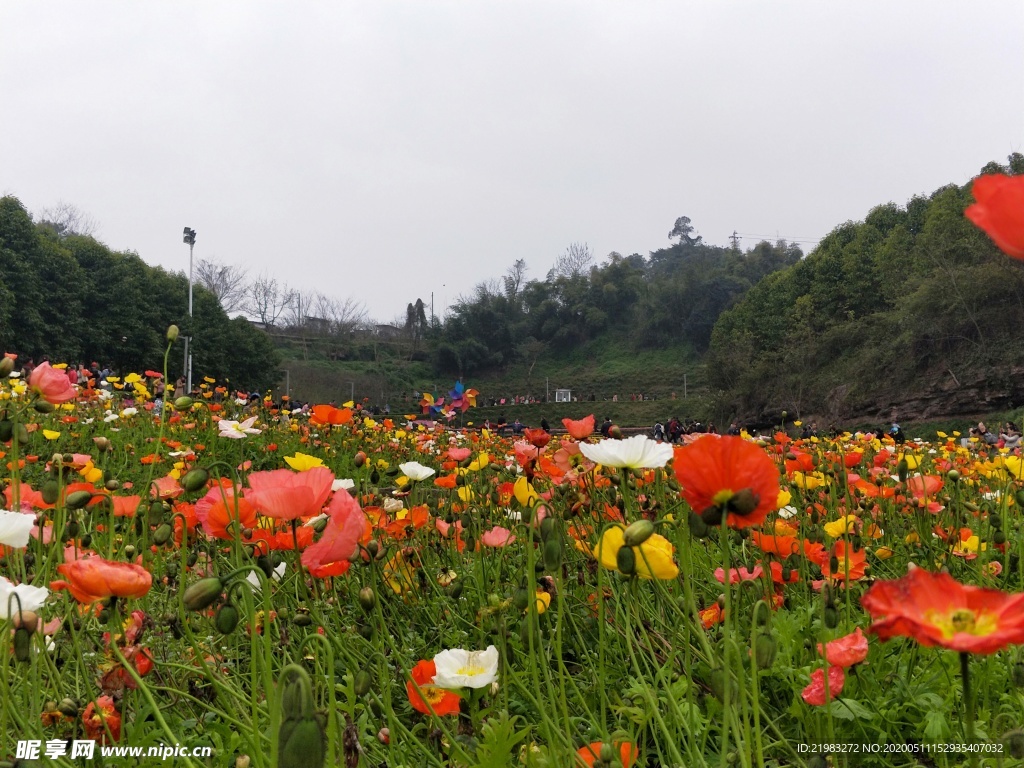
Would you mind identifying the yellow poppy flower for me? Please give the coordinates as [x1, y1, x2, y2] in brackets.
[468, 453, 490, 471]
[823, 514, 858, 538]
[513, 477, 538, 506]
[593, 526, 679, 580]
[42, 429, 61, 440]
[284, 452, 326, 471]
[776, 489, 792, 509]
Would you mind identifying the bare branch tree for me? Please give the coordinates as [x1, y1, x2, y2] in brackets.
[503, 259, 528, 301]
[553, 242, 593, 278]
[245, 274, 293, 328]
[195, 258, 249, 315]
[38, 201, 98, 238]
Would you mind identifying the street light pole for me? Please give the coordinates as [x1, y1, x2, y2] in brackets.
[183, 227, 197, 394]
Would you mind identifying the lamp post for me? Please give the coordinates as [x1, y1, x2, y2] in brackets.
[182, 227, 197, 394]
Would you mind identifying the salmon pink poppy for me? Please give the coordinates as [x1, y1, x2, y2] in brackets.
[29, 361, 77, 404]
[480, 526, 516, 548]
[965, 173, 1024, 259]
[818, 627, 869, 668]
[301, 488, 368, 574]
[246, 467, 334, 520]
[447, 447, 471, 462]
[861, 567, 1024, 654]
[562, 414, 595, 440]
[802, 665, 845, 706]
[51, 557, 152, 604]
[674, 436, 780, 528]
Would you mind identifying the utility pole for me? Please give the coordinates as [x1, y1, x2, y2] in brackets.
[683, 373, 688, 399]
[182, 227, 197, 394]
[729, 231, 740, 251]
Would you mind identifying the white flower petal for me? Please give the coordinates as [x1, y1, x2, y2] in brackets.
[578, 434, 674, 469]
[432, 645, 499, 689]
[0, 509, 35, 548]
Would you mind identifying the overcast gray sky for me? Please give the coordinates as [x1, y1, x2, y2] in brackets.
[2, 1, 1022, 322]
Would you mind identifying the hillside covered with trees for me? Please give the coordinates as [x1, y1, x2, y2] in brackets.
[707, 153, 1024, 423]
[0, 196, 280, 390]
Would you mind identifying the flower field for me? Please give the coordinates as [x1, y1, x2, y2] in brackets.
[3, 361, 1024, 768]
[2, 178, 1024, 767]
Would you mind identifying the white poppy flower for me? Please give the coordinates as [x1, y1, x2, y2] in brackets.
[120, 407, 138, 418]
[383, 497, 404, 514]
[778, 505, 799, 519]
[432, 645, 499, 689]
[246, 562, 286, 592]
[0, 576, 49, 618]
[0, 509, 35, 548]
[332, 478, 356, 492]
[218, 416, 262, 439]
[578, 434, 674, 469]
[399, 461, 436, 481]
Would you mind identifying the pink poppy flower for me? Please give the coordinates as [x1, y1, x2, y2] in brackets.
[29, 362, 77, 404]
[713, 565, 763, 584]
[480, 526, 516, 548]
[447, 447, 472, 462]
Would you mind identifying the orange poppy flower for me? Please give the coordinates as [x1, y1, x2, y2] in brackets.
[406, 659, 460, 715]
[562, 414, 595, 440]
[576, 741, 639, 767]
[861, 567, 1024, 654]
[310, 404, 353, 426]
[673, 436, 779, 529]
[51, 557, 152, 604]
[83, 695, 121, 743]
[194, 487, 257, 540]
[965, 173, 1024, 259]
[819, 541, 867, 581]
[434, 474, 458, 489]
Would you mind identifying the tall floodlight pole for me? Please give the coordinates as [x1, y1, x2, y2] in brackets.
[183, 227, 197, 394]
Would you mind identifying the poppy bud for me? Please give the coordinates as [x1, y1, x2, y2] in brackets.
[354, 669, 372, 696]
[41, 479, 60, 505]
[278, 713, 325, 768]
[183, 577, 224, 612]
[540, 517, 558, 542]
[58, 697, 79, 717]
[354, 451, 367, 468]
[623, 519, 655, 547]
[14, 627, 31, 662]
[369, 469, 380, 484]
[181, 468, 209, 492]
[754, 632, 778, 669]
[236, 757, 252, 768]
[616, 546, 636, 576]
[1013, 662, 1024, 688]
[292, 612, 312, 627]
[947, 469, 960, 481]
[174, 396, 193, 411]
[897, 459, 909, 484]
[990, 513, 1003, 529]
[1004, 730, 1024, 759]
[513, 588, 530, 611]
[608, 425, 622, 439]
[358, 624, 374, 640]
[995, 530, 1007, 545]
[823, 606, 839, 629]
[34, 399, 55, 414]
[0, 419, 12, 442]
[148, 522, 170, 546]
[12, 610, 38, 634]
[167, 324, 179, 342]
[599, 743, 615, 762]
[214, 603, 240, 634]
[358, 587, 376, 611]
[65, 490, 94, 510]
[0, 356, 12, 377]
[543, 538, 563, 571]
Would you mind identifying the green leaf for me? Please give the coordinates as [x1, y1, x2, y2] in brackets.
[474, 711, 531, 768]
[827, 698, 875, 721]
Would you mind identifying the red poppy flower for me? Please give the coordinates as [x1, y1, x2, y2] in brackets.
[562, 415, 595, 440]
[965, 173, 1024, 259]
[51, 557, 152, 604]
[817, 627, 869, 668]
[406, 659, 460, 715]
[301, 488, 368, 575]
[83, 695, 121, 743]
[673, 437, 779, 528]
[576, 741, 639, 767]
[802, 665, 845, 706]
[861, 567, 1024, 654]
[523, 428, 551, 449]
